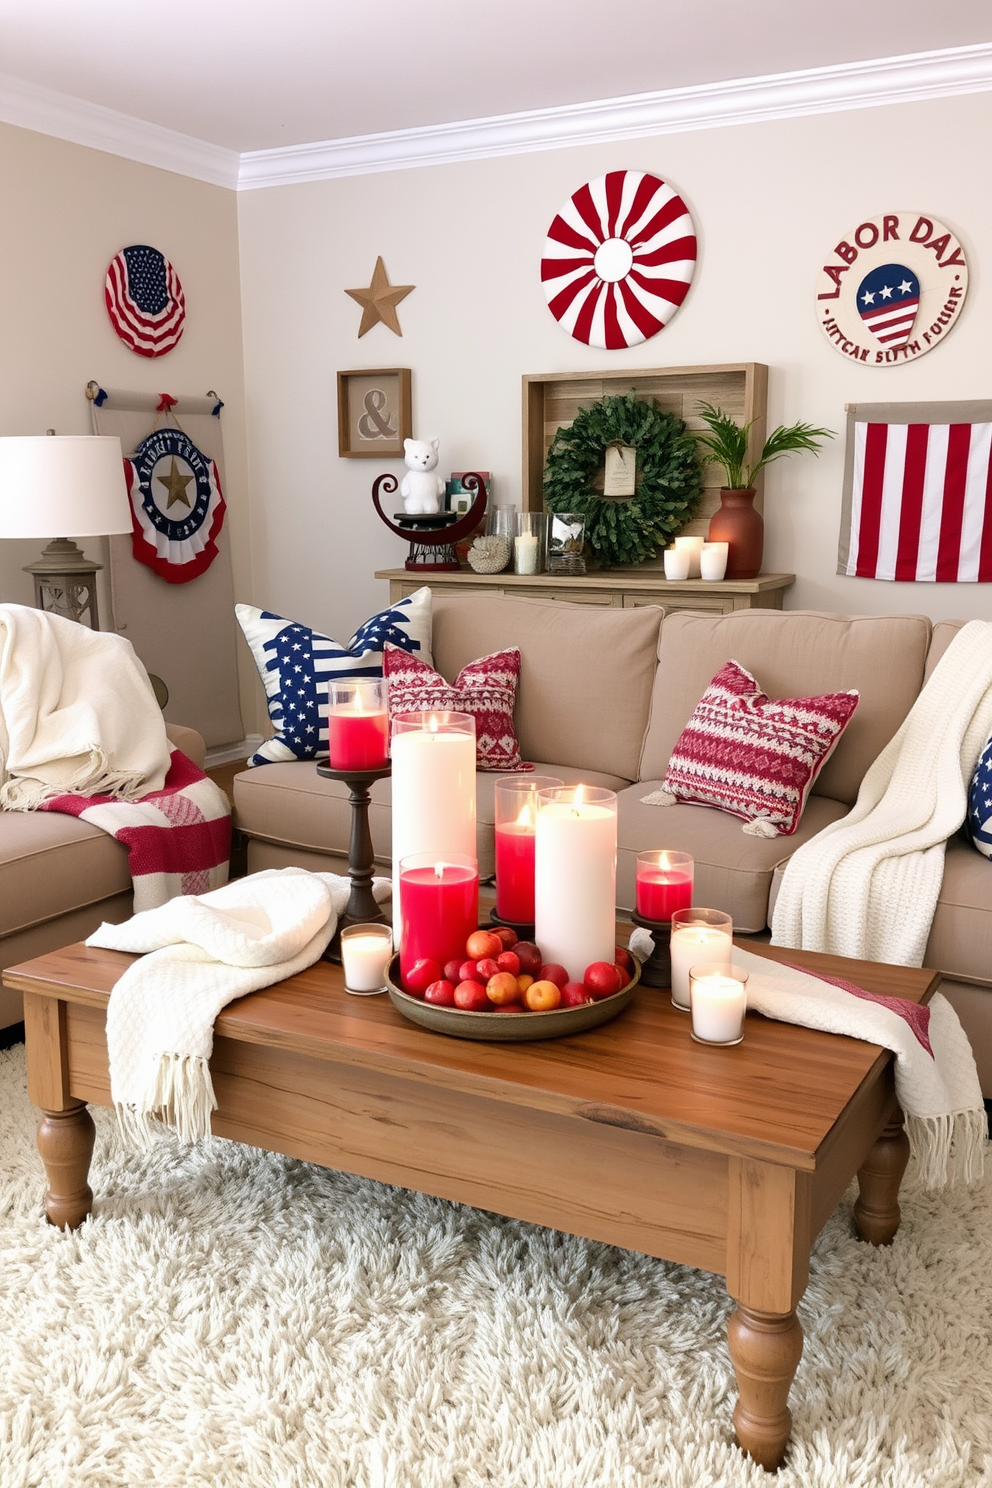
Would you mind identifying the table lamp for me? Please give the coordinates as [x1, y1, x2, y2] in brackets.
[0, 434, 132, 629]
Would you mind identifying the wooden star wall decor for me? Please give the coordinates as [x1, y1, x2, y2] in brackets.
[345, 256, 415, 337]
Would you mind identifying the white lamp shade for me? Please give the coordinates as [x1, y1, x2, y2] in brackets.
[0, 435, 132, 539]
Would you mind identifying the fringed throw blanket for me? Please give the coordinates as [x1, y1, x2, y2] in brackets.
[39, 748, 232, 912]
[771, 619, 992, 967]
[87, 868, 392, 1145]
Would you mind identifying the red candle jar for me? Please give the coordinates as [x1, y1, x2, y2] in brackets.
[398, 852, 479, 983]
[327, 678, 389, 771]
[494, 775, 563, 926]
[635, 850, 694, 922]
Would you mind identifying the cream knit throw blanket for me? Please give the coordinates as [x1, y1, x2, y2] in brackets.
[0, 604, 170, 809]
[771, 619, 992, 967]
[87, 867, 391, 1145]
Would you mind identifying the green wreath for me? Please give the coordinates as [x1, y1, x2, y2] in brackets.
[543, 392, 703, 567]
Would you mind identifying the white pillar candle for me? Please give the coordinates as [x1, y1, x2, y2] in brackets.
[513, 533, 540, 574]
[700, 542, 729, 582]
[674, 535, 704, 578]
[663, 547, 691, 581]
[391, 712, 476, 944]
[669, 921, 733, 1009]
[340, 924, 393, 994]
[690, 969, 747, 1044]
[535, 786, 617, 982]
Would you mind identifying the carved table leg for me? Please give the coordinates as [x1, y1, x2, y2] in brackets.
[727, 1304, 804, 1472]
[854, 1112, 910, 1246]
[37, 1101, 96, 1229]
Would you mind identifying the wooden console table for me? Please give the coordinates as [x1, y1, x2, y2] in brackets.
[375, 568, 794, 615]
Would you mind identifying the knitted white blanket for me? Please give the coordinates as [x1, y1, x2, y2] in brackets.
[0, 604, 170, 809]
[771, 619, 992, 967]
[87, 868, 391, 1144]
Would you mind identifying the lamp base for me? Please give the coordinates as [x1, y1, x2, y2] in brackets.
[24, 539, 102, 629]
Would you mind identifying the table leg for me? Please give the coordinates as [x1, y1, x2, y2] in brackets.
[37, 1102, 95, 1229]
[854, 1110, 910, 1246]
[727, 1305, 804, 1472]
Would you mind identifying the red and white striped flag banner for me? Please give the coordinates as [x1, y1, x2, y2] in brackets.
[839, 401, 992, 582]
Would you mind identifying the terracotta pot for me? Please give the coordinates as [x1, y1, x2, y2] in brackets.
[707, 488, 763, 579]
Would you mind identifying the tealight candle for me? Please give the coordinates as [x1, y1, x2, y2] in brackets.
[340, 923, 393, 995]
[663, 547, 691, 581]
[635, 850, 693, 921]
[700, 542, 729, 582]
[674, 535, 704, 578]
[327, 678, 389, 771]
[690, 964, 748, 1045]
[494, 775, 563, 925]
[398, 853, 479, 983]
[534, 785, 617, 983]
[669, 908, 733, 1010]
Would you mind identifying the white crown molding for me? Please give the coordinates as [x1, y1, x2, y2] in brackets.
[238, 42, 992, 189]
[0, 70, 240, 189]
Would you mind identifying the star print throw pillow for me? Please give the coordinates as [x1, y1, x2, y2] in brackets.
[236, 588, 432, 766]
[966, 733, 992, 860]
[383, 643, 531, 772]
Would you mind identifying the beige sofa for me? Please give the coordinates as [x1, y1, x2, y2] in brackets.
[0, 723, 205, 1034]
[232, 594, 992, 1093]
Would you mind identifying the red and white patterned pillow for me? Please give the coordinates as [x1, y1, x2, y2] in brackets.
[383, 644, 531, 771]
[662, 659, 859, 835]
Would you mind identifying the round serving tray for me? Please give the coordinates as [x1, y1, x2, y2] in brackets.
[384, 953, 640, 1042]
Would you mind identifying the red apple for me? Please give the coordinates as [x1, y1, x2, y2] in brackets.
[466, 929, 503, 961]
[424, 979, 457, 1007]
[512, 941, 543, 976]
[404, 958, 441, 997]
[443, 958, 464, 984]
[458, 959, 486, 985]
[584, 961, 622, 1000]
[454, 979, 491, 1011]
[614, 962, 631, 989]
[486, 971, 521, 1006]
[496, 950, 521, 976]
[560, 981, 593, 1008]
[538, 963, 569, 990]
[476, 956, 501, 980]
[492, 926, 518, 948]
[525, 979, 562, 1011]
[614, 946, 635, 975]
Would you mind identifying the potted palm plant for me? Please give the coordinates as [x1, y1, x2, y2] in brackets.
[693, 402, 834, 578]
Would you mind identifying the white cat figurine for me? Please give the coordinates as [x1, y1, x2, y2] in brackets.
[400, 437, 445, 514]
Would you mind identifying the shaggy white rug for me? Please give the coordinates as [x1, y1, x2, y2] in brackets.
[0, 1044, 990, 1488]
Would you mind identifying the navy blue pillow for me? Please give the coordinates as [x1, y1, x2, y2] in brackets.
[967, 733, 992, 860]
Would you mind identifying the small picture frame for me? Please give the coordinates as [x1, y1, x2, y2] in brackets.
[445, 471, 492, 516]
[337, 368, 412, 458]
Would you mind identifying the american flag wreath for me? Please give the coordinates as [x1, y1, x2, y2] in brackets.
[125, 426, 226, 583]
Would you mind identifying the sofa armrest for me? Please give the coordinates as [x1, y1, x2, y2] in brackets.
[165, 723, 206, 769]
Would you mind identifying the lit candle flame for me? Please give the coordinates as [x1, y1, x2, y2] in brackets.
[515, 801, 535, 830]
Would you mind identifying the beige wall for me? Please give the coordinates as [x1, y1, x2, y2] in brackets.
[237, 90, 991, 643]
[0, 123, 257, 731]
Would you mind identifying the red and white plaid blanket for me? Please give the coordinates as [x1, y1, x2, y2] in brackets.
[39, 749, 232, 913]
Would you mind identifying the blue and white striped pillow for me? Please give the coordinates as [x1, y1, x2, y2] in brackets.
[236, 587, 432, 765]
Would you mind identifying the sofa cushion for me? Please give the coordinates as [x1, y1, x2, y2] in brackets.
[924, 619, 966, 680]
[383, 644, 527, 771]
[618, 788, 850, 932]
[661, 659, 859, 835]
[967, 732, 992, 860]
[924, 837, 992, 984]
[236, 587, 432, 766]
[0, 811, 131, 938]
[429, 593, 663, 782]
[639, 610, 931, 805]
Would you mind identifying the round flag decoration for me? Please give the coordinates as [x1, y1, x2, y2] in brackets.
[125, 427, 225, 583]
[815, 213, 969, 366]
[105, 244, 186, 358]
[541, 170, 697, 350]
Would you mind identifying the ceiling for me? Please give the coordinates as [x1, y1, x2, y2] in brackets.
[0, 0, 989, 155]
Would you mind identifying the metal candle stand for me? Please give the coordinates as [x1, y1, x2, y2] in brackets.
[371, 472, 489, 571]
[315, 760, 392, 962]
[631, 910, 672, 987]
[488, 907, 535, 943]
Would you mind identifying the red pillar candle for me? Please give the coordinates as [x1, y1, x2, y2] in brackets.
[494, 775, 563, 926]
[327, 678, 389, 771]
[399, 854, 479, 982]
[635, 850, 694, 922]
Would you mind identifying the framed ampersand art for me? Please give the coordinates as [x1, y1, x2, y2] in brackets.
[337, 368, 412, 458]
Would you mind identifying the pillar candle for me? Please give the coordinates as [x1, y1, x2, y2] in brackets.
[391, 711, 476, 944]
[700, 542, 729, 582]
[399, 859, 479, 982]
[690, 968, 747, 1044]
[669, 918, 733, 1010]
[663, 547, 691, 581]
[534, 786, 617, 982]
[513, 534, 540, 574]
[674, 535, 704, 578]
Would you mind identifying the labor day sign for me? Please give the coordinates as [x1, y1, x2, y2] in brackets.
[816, 212, 969, 366]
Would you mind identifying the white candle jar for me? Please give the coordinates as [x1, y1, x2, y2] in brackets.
[674, 534, 704, 578]
[689, 963, 748, 1045]
[669, 907, 733, 1010]
[534, 785, 617, 983]
[340, 923, 393, 995]
[663, 547, 691, 581]
[514, 510, 546, 574]
[390, 711, 477, 945]
[700, 542, 729, 582]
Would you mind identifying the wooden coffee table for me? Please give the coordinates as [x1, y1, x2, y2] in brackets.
[5, 940, 937, 1471]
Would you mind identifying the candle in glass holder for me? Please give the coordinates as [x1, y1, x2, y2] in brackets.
[340, 923, 393, 994]
[674, 534, 704, 578]
[700, 542, 729, 582]
[535, 785, 617, 982]
[327, 678, 389, 771]
[669, 908, 733, 1010]
[690, 964, 748, 1045]
[391, 711, 476, 944]
[494, 775, 563, 925]
[635, 850, 693, 921]
[399, 853, 479, 983]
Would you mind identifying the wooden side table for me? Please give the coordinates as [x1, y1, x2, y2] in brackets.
[375, 568, 794, 615]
